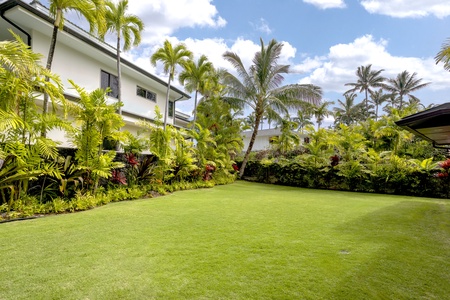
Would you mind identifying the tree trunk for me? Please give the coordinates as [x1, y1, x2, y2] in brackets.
[239, 112, 262, 178]
[116, 36, 122, 115]
[115, 36, 122, 152]
[192, 89, 199, 128]
[364, 88, 368, 117]
[163, 76, 172, 130]
[41, 24, 59, 137]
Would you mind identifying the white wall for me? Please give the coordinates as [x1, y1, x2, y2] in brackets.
[31, 30, 169, 122]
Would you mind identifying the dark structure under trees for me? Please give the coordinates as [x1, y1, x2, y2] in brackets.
[396, 102, 450, 148]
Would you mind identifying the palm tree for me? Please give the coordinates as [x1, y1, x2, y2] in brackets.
[314, 101, 334, 129]
[198, 67, 225, 101]
[1, 32, 66, 145]
[151, 40, 193, 129]
[178, 55, 214, 126]
[384, 70, 430, 110]
[345, 64, 386, 115]
[43, 0, 105, 135]
[222, 38, 322, 177]
[368, 89, 390, 120]
[333, 93, 361, 126]
[103, 0, 144, 115]
[292, 108, 313, 134]
[271, 119, 300, 154]
[435, 38, 450, 71]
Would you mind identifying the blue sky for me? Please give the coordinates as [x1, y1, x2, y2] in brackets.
[36, 0, 450, 124]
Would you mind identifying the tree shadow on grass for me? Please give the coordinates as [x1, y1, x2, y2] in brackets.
[325, 200, 450, 299]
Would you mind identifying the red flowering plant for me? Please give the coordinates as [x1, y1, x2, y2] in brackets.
[122, 153, 141, 187]
[111, 169, 127, 185]
[203, 164, 216, 181]
[330, 155, 340, 167]
[435, 158, 450, 178]
[125, 153, 139, 167]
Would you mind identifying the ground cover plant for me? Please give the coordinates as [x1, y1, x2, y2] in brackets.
[1, 181, 449, 299]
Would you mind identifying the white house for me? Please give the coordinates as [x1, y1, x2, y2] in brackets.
[0, 0, 191, 148]
[242, 128, 309, 151]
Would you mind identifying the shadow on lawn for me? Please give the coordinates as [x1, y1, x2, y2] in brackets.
[326, 200, 450, 299]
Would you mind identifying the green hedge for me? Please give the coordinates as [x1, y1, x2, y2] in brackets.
[239, 160, 450, 199]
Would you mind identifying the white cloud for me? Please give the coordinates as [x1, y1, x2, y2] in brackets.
[291, 56, 327, 74]
[250, 18, 273, 35]
[127, 0, 226, 44]
[360, 0, 450, 18]
[299, 35, 450, 94]
[303, 0, 346, 9]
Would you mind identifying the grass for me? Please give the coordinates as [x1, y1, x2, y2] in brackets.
[1, 181, 449, 299]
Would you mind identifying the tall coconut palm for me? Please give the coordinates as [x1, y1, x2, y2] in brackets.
[435, 38, 450, 71]
[292, 109, 313, 134]
[222, 38, 322, 177]
[368, 88, 390, 120]
[178, 55, 214, 126]
[43, 0, 105, 136]
[314, 101, 334, 129]
[333, 93, 362, 126]
[103, 0, 144, 116]
[345, 64, 386, 115]
[151, 40, 193, 129]
[384, 70, 430, 110]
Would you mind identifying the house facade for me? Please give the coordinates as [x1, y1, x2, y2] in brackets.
[242, 128, 308, 151]
[0, 0, 191, 148]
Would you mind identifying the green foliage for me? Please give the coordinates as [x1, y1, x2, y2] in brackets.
[138, 106, 174, 182]
[222, 38, 322, 177]
[67, 81, 124, 191]
[150, 39, 193, 128]
[240, 120, 449, 197]
[172, 129, 198, 182]
[270, 120, 300, 154]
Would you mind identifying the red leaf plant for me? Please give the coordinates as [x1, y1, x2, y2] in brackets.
[111, 169, 127, 185]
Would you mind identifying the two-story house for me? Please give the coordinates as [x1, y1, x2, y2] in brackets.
[0, 0, 191, 148]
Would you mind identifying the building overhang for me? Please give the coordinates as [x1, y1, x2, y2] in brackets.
[395, 102, 450, 148]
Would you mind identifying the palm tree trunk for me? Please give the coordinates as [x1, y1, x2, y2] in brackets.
[192, 89, 199, 128]
[115, 37, 122, 151]
[163, 77, 172, 130]
[364, 88, 368, 117]
[41, 24, 59, 137]
[116, 37, 122, 114]
[239, 112, 262, 178]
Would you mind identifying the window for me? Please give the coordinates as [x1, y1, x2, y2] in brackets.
[136, 86, 156, 102]
[168, 101, 174, 117]
[100, 70, 119, 98]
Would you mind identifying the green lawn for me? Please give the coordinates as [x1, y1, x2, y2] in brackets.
[1, 181, 449, 299]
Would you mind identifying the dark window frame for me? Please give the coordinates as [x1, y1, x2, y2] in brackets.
[100, 70, 119, 99]
[136, 85, 157, 102]
[168, 101, 174, 118]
